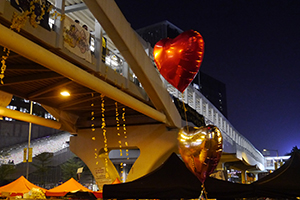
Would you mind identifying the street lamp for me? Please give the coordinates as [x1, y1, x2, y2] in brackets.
[263, 149, 279, 170]
[60, 90, 70, 96]
[263, 149, 279, 157]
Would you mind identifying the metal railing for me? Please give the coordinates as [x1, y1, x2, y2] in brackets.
[164, 78, 264, 169]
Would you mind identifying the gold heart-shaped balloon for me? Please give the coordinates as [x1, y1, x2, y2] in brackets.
[178, 125, 223, 183]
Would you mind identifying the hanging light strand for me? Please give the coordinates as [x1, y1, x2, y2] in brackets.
[122, 107, 129, 159]
[115, 102, 124, 180]
[101, 94, 109, 178]
[0, 48, 10, 84]
[90, 93, 97, 162]
[115, 102, 122, 154]
[91, 93, 96, 132]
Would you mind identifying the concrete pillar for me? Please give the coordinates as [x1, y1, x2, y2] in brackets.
[70, 124, 179, 189]
[220, 117, 223, 130]
[254, 173, 258, 181]
[54, 0, 65, 48]
[122, 62, 129, 80]
[184, 89, 188, 103]
[211, 107, 214, 124]
[199, 98, 203, 115]
[205, 103, 209, 119]
[274, 160, 278, 170]
[192, 89, 196, 109]
[241, 170, 246, 184]
[94, 20, 103, 72]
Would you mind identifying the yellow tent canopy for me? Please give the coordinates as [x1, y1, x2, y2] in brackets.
[0, 176, 47, 197]
[46, 178, 93, 197]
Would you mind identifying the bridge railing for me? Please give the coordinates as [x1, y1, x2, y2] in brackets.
[83, 16, 265, 169]
[162, 77, 264, 169]
[91, 32, 265, 168]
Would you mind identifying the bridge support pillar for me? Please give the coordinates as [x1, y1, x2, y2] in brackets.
[69, 124, 179, 189]
[241, 170, 247, 183]
[254, 173, 258, 181]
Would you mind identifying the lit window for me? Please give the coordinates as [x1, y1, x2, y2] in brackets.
[6, 105, 17, 110]
[5, 117, 13, 121]
[44, 112, 56, 120]
[49, 18, 54, 29]
[193, 83, 199, 90]
[20, 107, 28, 113]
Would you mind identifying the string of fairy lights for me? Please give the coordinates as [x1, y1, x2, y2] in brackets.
[100, 94, 109, 178]
[90, 93, 129, 182]
[90, 93, 100, 168]
[115, 102, 129, 180]
[89, 92, 187, 184]
[115, 102, 123, 180]
[122, 107, 129, 159]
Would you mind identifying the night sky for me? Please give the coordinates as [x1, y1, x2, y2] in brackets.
[115, 0, 300, 156]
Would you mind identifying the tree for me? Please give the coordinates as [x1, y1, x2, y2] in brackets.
[32, 152, 53, 187]
[60, 156, 84, 181]
[0, 164, 16, 185]
[0, 152, 15, 185]
[285, 146, 300, 156]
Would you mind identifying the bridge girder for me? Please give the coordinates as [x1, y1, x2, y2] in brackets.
[84, 0, 181, 128]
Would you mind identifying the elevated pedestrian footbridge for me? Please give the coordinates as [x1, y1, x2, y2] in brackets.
[0, 0, 263, 186]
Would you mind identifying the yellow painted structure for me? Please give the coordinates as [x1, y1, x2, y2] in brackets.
[70, 124, 179, 188]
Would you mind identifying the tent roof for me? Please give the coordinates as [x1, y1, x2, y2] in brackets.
[0, 176, 47, 196]
[46, 178, 93, 197]
[46, 177, 103, 198]
[103, 153, 254, 199]
[252, 152, 300, 198]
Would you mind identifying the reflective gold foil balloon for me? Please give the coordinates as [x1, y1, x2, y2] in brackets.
[178, 125, 223, 183]
[153, 30, 204, 93]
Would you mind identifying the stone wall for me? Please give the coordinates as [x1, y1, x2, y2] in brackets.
[0, 120, 59, 148]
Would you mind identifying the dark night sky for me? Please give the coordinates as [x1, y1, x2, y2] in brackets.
[115, 0, 300, 156]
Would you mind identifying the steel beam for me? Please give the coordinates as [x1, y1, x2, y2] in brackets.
[0, 106, 62, 130]
[84, 0, 181, 128]
[0, 24, 167, 124]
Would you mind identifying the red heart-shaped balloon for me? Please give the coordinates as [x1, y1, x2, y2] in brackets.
[153, 30, 204, 92]
[178, 125, 223, 183]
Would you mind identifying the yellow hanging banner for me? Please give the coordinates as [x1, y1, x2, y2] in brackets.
[23, 148, 27, 162]
[28, 148, 33, 162]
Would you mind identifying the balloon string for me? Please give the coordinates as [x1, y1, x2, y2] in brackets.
[181, 93, 189, 130]
[198, 184, 208, 200]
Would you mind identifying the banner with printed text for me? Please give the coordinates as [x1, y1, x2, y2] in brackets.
[63, 16, 91, 63]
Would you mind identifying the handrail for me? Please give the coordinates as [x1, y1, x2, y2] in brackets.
[165, 80, 265, 169]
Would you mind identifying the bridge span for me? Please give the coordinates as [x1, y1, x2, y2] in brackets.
[0, 0, 264, 188]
